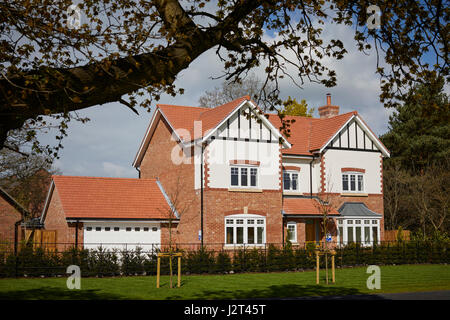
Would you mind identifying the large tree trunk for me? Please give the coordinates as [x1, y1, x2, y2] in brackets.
[0, 0, 261, 149]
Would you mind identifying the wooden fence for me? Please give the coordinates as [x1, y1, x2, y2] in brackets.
[384, 230, 410, 241]
[23, 229, 57, 252]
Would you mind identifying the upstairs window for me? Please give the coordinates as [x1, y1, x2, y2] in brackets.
[231, 167, 239, 186]
[230, 166, 258, 188]
[342, 173, 364, 192]
[283, 171, 299, 191]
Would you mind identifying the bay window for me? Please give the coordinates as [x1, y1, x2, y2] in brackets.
[337, 218, 380, 246]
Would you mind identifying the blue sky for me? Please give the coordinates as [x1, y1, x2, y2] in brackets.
[40, 18, 395, 179]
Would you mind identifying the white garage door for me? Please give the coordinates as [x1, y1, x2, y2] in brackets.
[83, 222, 161, 252]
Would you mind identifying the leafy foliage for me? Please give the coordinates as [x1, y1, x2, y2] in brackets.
[0, 0, 447, 157]
[381, 77, 449, 236]
[280, 96, 314, 117]
[0, 135, 60, 218]
[381, 76, 449, 172]
[1, 241, 450, 278]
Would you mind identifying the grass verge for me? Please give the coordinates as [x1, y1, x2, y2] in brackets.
[0, 264, 449, 300]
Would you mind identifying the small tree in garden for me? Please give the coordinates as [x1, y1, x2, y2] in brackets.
[157, 174, 191, 288]
[313, 176, 338, 285]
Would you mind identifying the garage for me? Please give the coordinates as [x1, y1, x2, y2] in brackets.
[83, 221, 161, 252]
[40, 176, 179, 253]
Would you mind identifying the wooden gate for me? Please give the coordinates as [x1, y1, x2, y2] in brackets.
[24, 229, 57, 252]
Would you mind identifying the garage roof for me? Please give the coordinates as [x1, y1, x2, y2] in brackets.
[42, 176, 175, 221]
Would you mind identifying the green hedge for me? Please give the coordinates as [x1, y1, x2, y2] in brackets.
[0, 241, 449, 278]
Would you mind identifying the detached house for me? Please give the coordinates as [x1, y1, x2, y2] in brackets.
[40, 94, 389, 250]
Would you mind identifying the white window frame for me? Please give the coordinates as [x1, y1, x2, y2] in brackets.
[286, 222, 297, 243]
[342, 172, 364, 193]
[230, 165, 259, 188]
[283, 171, 299, 192]
[224, 214, 266, 246]
[337, 217, 380, 246]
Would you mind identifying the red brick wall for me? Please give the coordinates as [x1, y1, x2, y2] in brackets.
[139, 116, 201, 245]
[0, 196, 22, 243]
[42, 187, 83, 251]
[203, 189, 283, 245]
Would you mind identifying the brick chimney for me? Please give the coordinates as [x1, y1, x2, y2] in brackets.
[318, 93, 339, 119]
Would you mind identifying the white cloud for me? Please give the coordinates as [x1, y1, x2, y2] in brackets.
[102, 161, 137, 178]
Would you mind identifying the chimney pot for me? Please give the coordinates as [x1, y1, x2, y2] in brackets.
[318, 93, 339, 119]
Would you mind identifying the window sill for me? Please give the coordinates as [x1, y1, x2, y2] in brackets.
[340, 193, 368, 197]
[228, 188, 263, 193]
[223, 244, 266, 249]
[283, 191, 303, 195]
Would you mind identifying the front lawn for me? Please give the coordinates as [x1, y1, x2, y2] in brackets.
[0, 264, 449, 300]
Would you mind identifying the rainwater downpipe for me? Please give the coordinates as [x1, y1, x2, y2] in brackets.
[309, 155, 315, 198]
[200, 142, 204, 249]
[136, 167, 141, 179]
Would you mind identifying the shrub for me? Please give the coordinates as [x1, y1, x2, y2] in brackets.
[280, 244, 295, 271]
[121, 247, 145, 276]
[266, 244, 282, 272]
[231, 249, 245, 273]
[184, 247, 214, 274]
[294, 247, 314, 269]
[1, 240, 449, 278]
[214, 250, 232, 274]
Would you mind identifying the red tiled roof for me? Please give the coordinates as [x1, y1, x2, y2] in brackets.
[309, 112, 357, 151]
[283, 198, 340, 216]
[156, 97, 366, 156]
[158, 104, 207, 141]
[197, 96, 249, 137]
[266, 112, 355, 155]
[51, 176, 172, 220]
[157, 96, 249, 141]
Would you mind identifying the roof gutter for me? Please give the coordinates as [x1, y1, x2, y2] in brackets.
[66, 218, 180, 223]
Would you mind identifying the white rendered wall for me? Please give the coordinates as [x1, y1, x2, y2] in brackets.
[207, 139, 281, 190]
[323, 149, 382, 194]
[282, 157, 321, 194]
